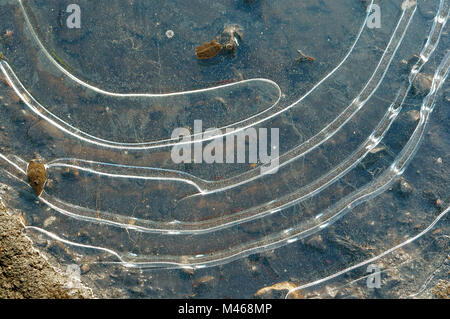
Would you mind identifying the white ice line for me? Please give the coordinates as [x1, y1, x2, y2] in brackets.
[286, 205, 450, 298]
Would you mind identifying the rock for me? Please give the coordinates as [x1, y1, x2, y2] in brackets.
[423, 190, 440, 206]
[412, 73, 433, 96]
[396, 177, 413, 197]
[192, 276, 217, 295]
[255, 281, 303, 299]
[435, 198, 443, 210]
[80, 264, 91, 274]
[249, 264, 262, 277]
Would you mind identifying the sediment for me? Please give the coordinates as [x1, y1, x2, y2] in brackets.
[0, 197, 93, 299]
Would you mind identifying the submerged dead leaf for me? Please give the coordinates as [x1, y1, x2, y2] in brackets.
[195, 40, 223, 59]
[27, 160, 46, 196]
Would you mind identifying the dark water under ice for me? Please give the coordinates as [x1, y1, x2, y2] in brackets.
[0, 0, 448, 298]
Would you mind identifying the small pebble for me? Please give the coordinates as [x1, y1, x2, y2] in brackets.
[80, 264, 91, 274]
[435, 198, 442, 209]
[413, 73, 433, 96]
[396, 177, 413, 197]
[165, 30, 174, 39]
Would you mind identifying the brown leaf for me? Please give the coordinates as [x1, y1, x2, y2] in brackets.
[195, 40, 223, 59]
[27, 161, 47, 196]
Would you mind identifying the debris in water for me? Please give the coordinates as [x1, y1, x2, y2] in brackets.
[195, 24, 243, 59]
[4, 30, 13, 43]
[165, 30, 174, 39]
[195, 40, 223, 59]
[396, 177, 413, 197]
[0, 29, 13, 46]
[412, 72, 433, 96]
[27, 160, 47, 196]
[296, 49, 315, 62]
[220, 24, 243, 53]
